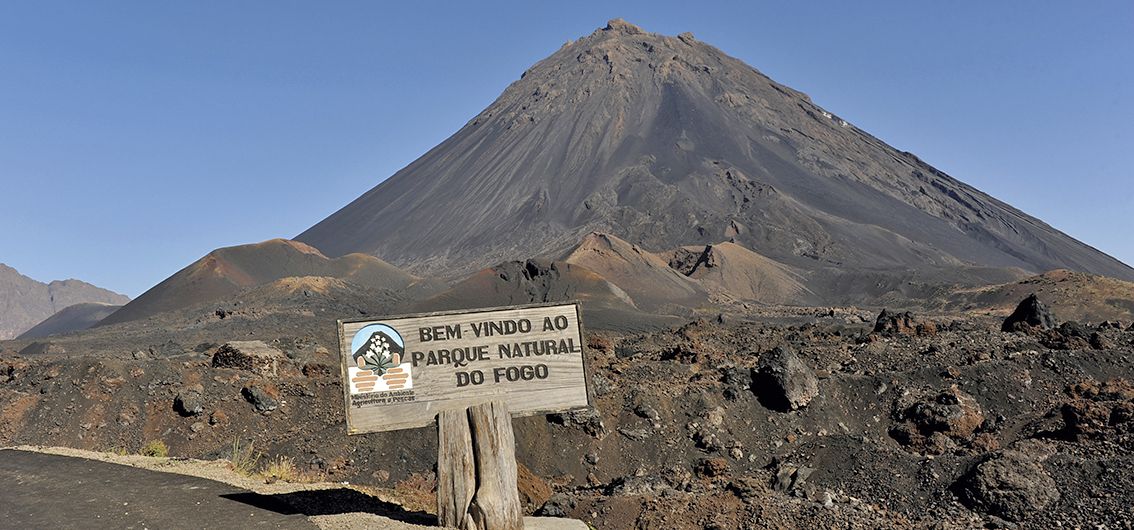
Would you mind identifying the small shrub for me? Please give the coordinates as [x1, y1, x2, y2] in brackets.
[261, 455, 298, 483]
[140, 440, 169, 458]
[229, 438, 261, 476]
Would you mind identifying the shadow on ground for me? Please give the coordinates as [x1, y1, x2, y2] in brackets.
[221, 488, 436, 525]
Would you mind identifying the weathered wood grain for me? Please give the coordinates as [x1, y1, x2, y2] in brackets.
[467, 401, 523, 530]
[437, 409, 478, 530]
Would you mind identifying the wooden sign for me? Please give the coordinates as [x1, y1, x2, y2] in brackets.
[337, 302, 590, 434]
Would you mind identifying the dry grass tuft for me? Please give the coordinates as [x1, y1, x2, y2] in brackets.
[228, 438, 261, 476]
[260, 455, 299, 483]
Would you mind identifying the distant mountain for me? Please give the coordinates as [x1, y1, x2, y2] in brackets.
[17, 302, 123, 339]
[98, 239, 439, 326]
[297, 19, 1134, 295]
[0, 263, 129, 339]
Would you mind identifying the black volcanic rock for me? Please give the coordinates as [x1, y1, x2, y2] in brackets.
[1002, 294, 1057, 333]
[174, 383, 206, 417]
[242, 381, 279, 414]
[873, 309, 937, 337]
[754, 346, 819, 411]
[957, 444, 1060, 522]
[296, 20, 1134, 293]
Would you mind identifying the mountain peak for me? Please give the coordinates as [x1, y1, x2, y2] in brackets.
[602, 18, 644, 35]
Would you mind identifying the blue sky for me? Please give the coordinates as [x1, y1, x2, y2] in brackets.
[1, 1, 1131, 297]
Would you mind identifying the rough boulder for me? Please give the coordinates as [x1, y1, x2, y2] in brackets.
[1002, 294, 1057, 333]
[1060, 378, 1134, 440]
[872, 309, 937, 337]
[891, 386, 985, 453]
[957, 442, 1060, 522]
[753, 347, 819, 411]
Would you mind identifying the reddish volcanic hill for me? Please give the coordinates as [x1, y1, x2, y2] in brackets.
[563, 233, 707, 311]
[99, 239, 431, 326]
[296, 19, 1134, 292]
[663, 241, 816, 305]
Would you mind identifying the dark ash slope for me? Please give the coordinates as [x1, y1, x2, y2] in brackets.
[17, 302, 122, 339]
[297, 20, 1132, 286]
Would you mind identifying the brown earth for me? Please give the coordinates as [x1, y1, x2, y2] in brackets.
[3, 288, 1133, 528]
[414, 258, 681, 332]
[942, 268, 1134, 322]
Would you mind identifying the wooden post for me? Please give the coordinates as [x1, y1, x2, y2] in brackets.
[468, 401, 523, 530]
[437, 409, 477, 530]
[436, 401, 523, 530]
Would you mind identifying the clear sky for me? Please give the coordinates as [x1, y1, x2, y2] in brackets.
[1, 1, 1131, 297]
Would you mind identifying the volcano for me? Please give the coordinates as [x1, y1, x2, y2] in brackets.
[298, 19, 1131, 296]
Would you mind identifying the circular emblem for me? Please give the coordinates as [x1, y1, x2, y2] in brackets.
[351, 324, 405, 376]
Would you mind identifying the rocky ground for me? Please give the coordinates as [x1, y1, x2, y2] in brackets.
[2, 295, 1133, 529]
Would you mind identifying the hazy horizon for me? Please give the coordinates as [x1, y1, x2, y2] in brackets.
[2, 2, 1131, 297]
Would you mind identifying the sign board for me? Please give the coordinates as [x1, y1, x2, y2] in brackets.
[338, 302, 591, 434]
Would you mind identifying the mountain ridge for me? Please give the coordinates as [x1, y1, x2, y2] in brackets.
[0, 263, 129, 339]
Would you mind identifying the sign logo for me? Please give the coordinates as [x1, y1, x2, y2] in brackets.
[349, 323, 414, 394]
